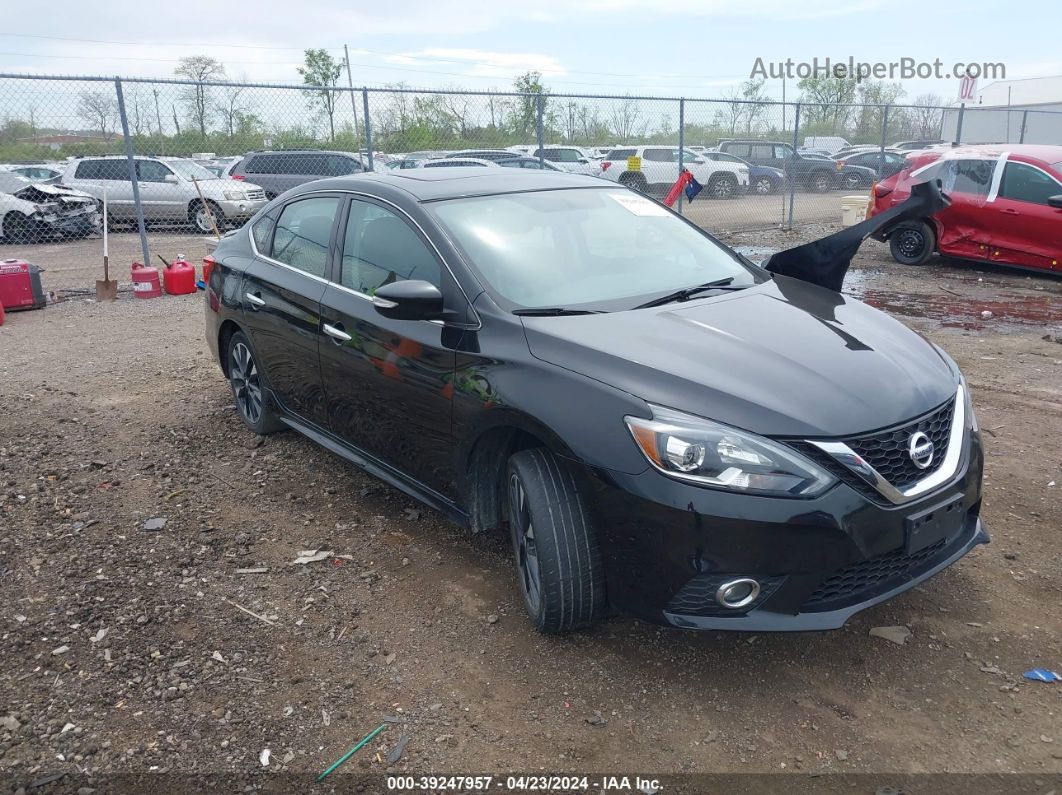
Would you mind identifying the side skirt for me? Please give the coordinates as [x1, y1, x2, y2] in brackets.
[279, 414, 470, 529]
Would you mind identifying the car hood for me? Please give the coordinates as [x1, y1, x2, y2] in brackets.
[521, 276, 956, 438]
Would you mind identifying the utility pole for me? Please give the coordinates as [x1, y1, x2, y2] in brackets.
[344, 45, 360, 141]
[153, 88, 163, 136]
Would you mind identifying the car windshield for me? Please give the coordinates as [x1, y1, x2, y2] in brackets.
[430, 188, 759, 311]
[168, 160, 218, 180]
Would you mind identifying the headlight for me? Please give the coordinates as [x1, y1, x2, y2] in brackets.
[625, 406, 836, 497]
[223, 190, 245, 201]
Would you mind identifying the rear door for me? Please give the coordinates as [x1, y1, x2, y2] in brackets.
[134, 159, 183, 222]
[241, 194, 341, 425]
[640, 147, 674, 188]
[70, 160, 135, 217]
[318, 196, 458, 497]
[932, 158, 996, 259]
[988, 159, 1062, 271]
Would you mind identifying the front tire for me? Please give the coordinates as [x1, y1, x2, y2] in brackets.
[809, 170, 833, 193]
[191, 200, 225, 234]
[707, 174, 738, 199]
[507, 448, 607, 634]
[842, 172, 865, 190]
[751, 175, 776, 195]
[889, 220, 936, 266]
[618, 173, 648, 194]
[227, 332, 284, 434]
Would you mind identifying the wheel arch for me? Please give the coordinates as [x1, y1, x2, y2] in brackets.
[457, 409, 583, 534]
[217, 319, 243, 377]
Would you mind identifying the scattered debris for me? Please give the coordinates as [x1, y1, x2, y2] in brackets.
[387, 734, 410, 764]
[1, 715, 20, 732]
[869, 626, 911, 646]
[585, 711, 607, 727]
[235, 567, 269, 575]
[142, 517, 167, 531]
[317, 724, 388, 781]
[259, 748, 270, 767]
[1023, 669, 1060, 683]
[834, 749, 849, 761]
[980, 664, 1005, 676]
[211, 651, 227, 664]
[486, 614, 499, 625]
[89, 628, 107, 643]
[51, 645, 70, 656]
[980, 310, 994, 319]
[222, 598, 276, 627]
[292, 549, 332, 565]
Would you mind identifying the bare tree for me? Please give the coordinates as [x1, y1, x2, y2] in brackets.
[910, 93, 946, 140]
[439, 87, 472, 137]
[610, 96, 645, 141]
[77, 91, 118, 140]
[218, 79, 250, 137]
[126, 86, 148, 136]
[175, 55, 226, 137]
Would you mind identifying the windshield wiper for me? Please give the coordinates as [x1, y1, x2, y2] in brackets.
[512, 307, 606, 316]
[632, 277, 745, 309]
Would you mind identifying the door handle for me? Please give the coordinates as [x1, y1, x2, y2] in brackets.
[245, 292, 265, 309]
[323, 322, 352, 343]
[1002, 208, 1020, 215]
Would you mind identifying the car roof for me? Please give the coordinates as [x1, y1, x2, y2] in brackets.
[292, 168, 607, 201]
[920, 143, 1062, 163]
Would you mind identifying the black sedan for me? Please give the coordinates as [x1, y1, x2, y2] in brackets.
[205, 168, 987, 633]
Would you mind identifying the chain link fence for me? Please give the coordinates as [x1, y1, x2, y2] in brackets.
[2, 72, 1061, 292]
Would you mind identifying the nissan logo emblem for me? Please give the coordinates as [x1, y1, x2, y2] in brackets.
[908, 431, 934, 470]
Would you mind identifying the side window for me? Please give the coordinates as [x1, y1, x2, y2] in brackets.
[74, 160, 100, 179]
[137, 160, 173, 182]
[750, 144, 774, 160]
[643, 149, 671, 162]
[251, 210, 277, 256]
[326, 155, 361, 176]
[340, 199, 441, 295]
[271, 197, 340, 278]
[999, 162, 1062, 205]
[554, 149, 582, 162]
[947, 159, 993, 196]
[98, 160, 131, 180]
[245, 155, 269, 174]
[607, 148, 635, 160]
[723, 143, 750, 158]
[774, 144, 794, 159]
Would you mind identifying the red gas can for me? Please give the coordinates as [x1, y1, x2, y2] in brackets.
[162, 256, 197, 295]
[131, 262, 161, 299]
[0, 259, 47, 312]
[202, 255, 216, 286]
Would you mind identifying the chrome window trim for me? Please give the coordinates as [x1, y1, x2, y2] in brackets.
[808, 384, 966, 506]
[246, 188, 481, 329]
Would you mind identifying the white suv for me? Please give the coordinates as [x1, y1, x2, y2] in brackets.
[596, 146, 749, 199]
[62, 156, 268, 232]
[528, 146, 599, 176]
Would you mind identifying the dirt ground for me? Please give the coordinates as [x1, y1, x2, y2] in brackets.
[1, 232, 1061, 792]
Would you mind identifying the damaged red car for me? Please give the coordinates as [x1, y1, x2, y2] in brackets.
[871, 144, 1062, 274]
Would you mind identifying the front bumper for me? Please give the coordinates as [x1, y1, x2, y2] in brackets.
[581, 431, 986, 631]
[218, 197, 268, 220]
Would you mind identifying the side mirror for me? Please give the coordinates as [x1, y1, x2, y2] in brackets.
[372, 279, 444, 321]
[163, 174, 179, 184]
[578, 158, 589, 164]
[1049, 195, 1062, 209]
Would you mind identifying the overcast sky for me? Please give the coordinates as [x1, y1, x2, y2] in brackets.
[0, 0, 1058, 102]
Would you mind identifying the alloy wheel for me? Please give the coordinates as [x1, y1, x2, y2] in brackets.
[195, 206, 216, 233]
[230, 342, 263, 425]
[844, 173, 863, 189]
[753, 177, 773, 195]
[509, 472, 542, 613]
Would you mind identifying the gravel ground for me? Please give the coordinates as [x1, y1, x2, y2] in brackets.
[1, 236, 1061, 792]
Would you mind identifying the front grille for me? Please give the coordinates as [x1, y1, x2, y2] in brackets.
[785, 441, 885, 503]
[666, 574, 783, 617]
[846, 398, 955, 489]
[802, 537, 948, 611]
[245, 189, 266, 200]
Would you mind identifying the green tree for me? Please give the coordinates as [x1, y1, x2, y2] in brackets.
[513, 71, 546, 137]
[175, 55, 226, 137]
[798, 75, 858, 131]
[297, 49, 344, 141]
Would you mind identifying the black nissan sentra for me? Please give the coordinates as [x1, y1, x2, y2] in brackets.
[205, 168, 988, 633]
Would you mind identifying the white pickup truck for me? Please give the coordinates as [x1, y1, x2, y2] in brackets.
[595, 145, 748, 199]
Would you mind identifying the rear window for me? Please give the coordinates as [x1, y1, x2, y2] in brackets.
[606, 149, 636, 160]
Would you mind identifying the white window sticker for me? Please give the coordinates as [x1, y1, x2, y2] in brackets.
[609, 193, 669, 216]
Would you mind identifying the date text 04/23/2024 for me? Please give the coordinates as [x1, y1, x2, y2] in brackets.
[386, 775, 663, 792]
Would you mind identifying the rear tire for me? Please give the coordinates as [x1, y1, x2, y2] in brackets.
[842, 172, 865, 190]
[226, 331, 285, 434]
[751, 175, 776, 195]
[810, 170, 833, 193]
[889, 221, 936, 266]
[507, 448, 607, 634]
[618, 173, 648, 193]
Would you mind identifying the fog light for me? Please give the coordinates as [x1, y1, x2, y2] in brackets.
[715, 578, 761, 609]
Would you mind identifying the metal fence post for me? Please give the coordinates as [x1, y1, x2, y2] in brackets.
[876, 105, 890, 180]
[677, 98, 685, 214]
[955, 103, 965, 144]
[1019, 110, 1028, 144]
[786, 103, 800, 230]
[114, 77, 150, 269]
[362, 88, 373, 171]
[535, 94, 545, 166]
